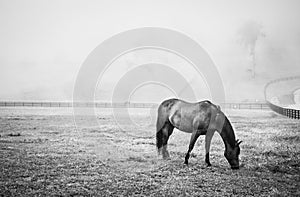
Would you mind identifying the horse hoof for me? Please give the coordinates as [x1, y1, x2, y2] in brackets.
[206, 163, 212, 167]
[184, 161, 188, 165]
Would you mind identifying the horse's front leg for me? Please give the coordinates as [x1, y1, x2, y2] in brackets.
[184, 131, 200, 165]
[205, 129, 215, 166]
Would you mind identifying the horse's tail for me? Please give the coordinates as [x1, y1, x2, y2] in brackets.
[156, 98, 177, 153]
[156, 129, 164, 154]
[156, 104, 166, 152]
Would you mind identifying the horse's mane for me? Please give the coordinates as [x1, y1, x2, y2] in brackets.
[221, 116, 236, 149]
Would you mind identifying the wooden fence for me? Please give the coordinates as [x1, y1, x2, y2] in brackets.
[0, 101, 270, 110]
[222, 103, 269, 110]
[264, 76, 300, 119]
[266, 101, 300, 119]
[0, 101, 155, 108]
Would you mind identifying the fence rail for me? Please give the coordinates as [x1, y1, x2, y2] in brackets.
[222, 103, 269, 110]
[266, 101, 300, 119]
[0, 101, 270, 110]
[264, 75, 300, 119]
[0, 101, 156, 108]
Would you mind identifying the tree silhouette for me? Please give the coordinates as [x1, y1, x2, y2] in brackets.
[238, 21, 265, 78]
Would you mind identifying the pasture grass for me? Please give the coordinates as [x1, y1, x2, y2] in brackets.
[0, 108, 299, 196]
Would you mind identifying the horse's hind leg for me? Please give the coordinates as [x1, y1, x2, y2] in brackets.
[157, 122, 174, 159]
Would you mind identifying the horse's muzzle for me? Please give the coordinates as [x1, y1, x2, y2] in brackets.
[231, 166, 239, 170]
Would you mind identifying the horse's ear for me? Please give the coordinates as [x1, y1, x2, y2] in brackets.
[236, 139, 243, 146]
[236, 140, 242, 146]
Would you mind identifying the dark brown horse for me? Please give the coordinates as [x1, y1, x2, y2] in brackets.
[156, 98, 242, 169]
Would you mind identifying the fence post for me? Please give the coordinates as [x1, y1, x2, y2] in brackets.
[293, 110, 296, 119]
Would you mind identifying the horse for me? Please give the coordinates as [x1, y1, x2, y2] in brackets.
[156, 98, 242, 169]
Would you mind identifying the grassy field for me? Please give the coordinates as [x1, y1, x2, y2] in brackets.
[0, 107, 299, 196]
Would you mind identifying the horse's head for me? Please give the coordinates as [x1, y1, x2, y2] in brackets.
[224, 139, 242, 169]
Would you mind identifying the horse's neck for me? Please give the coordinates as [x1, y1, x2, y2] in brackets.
[220, 117, 236, 150]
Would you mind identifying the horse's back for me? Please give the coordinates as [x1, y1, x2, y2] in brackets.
[170, 100, 212, 133]
[157, 99, 219, 133]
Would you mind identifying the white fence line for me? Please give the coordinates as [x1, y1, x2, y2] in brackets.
[0, 101, 270, 110]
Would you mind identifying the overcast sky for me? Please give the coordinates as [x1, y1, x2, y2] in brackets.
[0, 0, 300, 102]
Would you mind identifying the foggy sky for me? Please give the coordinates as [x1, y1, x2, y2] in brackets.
[1, 0, 300, 102]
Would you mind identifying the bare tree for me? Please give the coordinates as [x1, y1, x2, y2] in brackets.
[238, 21, 265, 78]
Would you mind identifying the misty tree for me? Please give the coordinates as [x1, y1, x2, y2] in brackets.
[238, 21, 265, 78]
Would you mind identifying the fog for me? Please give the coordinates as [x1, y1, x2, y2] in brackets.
[0, 0, 300, 102]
